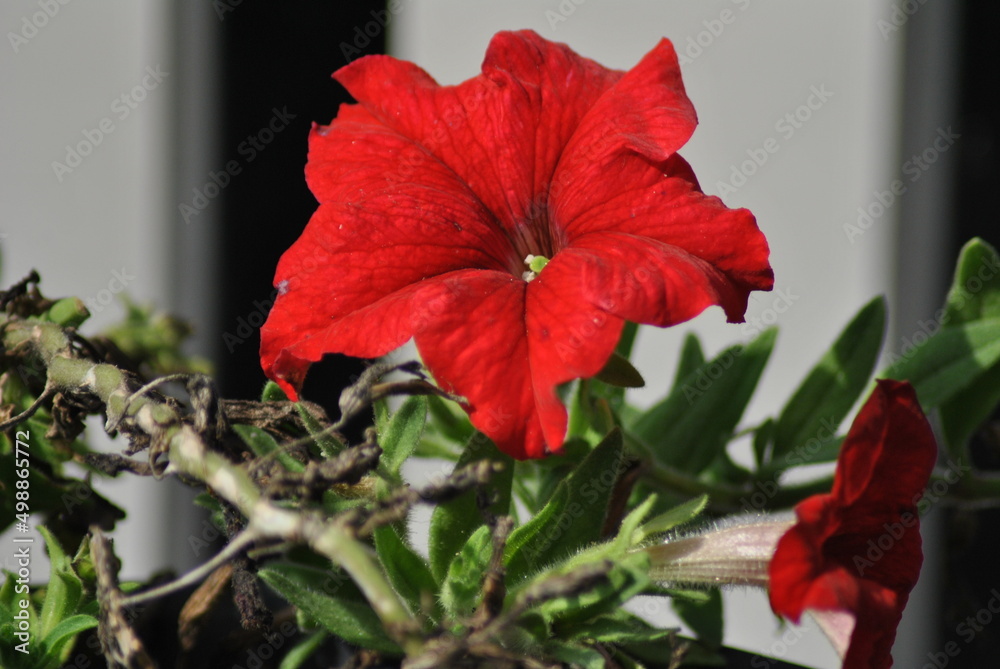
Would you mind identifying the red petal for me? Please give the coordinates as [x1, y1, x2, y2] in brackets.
[412, 268, 623, 459]
[260, 121, 516, 399]
[769, 380, 937, 669]
[553, 153, 773, 321]
[553, 230, 758, 326]
[556, 37, 696, 174]
[411, 272, 541, 459]
[332, 30, 622, 232]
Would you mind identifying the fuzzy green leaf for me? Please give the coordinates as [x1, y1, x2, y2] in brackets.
[428, 434, 513, 582]
[259, 563, 400, 655]
[440, 525, 492, 619]
[278, 630, 327, 669]
[374, 524, 441, 621]
[38, 527, 82, 639]
[504, 431, 626, 586]
[296, 403, 344, 458]
[636, 495, 708, 542]
[544, 640, 607, 669]
[232, 424, 304, 473]
[377, 395, 427, 481]
[38, 614, 98, 668]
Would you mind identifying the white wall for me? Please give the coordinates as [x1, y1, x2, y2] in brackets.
[0, 0, 209, 579]
[390, 2, 924, 666]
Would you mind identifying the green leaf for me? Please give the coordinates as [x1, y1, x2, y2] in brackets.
[631, 329, 777, 474]
[38, 527, 82, 639]
[672, 588, 723, 648]
[937, 239, 1000, 450]
[504, 431, 625, 586]
[544, 640, 607, 669]
[377, 395, 427, 481]
[428, 433, 513, 582]
[530, 553, 651, 626]
[0, 569, 39, 669]
[278, 630, 327, 669]
[569, 610, 673, 644]
[426, 394, 474, 445]
[772, 296, 885, 462]
[374, 524, 441, 621]
[259, 562, 400, 655]
[590, 322, 642, 411]
[232, 424, 304, 473]
[673, 332, 706, 388]
[752, 418, 775, 469]
[941, 238, 1000, 325]
[440, 525, 492, 619]
[939, 361, 1000, 451]
[296, 403, 344, 458]
[594, 352, 645, 388]
[261, 380, 289, 402]
[37, 614, 98, 668]
[636, 495, 708, 542]
[883, 318, 1000, 409]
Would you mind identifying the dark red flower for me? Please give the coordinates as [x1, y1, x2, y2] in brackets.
[769, 379, 937, 668]
[260, 30, 773, 459]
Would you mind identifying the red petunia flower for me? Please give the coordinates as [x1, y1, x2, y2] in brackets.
[259, 30, 773, 458]
[769, 379, 937, 668]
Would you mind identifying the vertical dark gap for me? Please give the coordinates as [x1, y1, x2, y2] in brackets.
[216, 3, 387, 425]
[941, 1, 1000, 666]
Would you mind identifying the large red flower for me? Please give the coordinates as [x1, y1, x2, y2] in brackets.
[260, 30, 773, 459]
[769, 379, 937, 668]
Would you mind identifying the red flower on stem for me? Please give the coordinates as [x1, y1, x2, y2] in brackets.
[260, 30, 773, 458]
[769, 379, 937, 667]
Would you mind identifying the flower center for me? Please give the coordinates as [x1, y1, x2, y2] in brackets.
[522, 254, 550, 281]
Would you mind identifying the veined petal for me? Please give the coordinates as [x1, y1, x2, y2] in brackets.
[556, 37, 697, 176]
[553, 231, 756, 325]
[260, 142, 514, 399]
[412, 272, 541, 459]
[332, 30, 622, 232]
[554, 153, 773, 309]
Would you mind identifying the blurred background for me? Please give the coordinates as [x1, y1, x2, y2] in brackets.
[1, 0, 997, 666]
